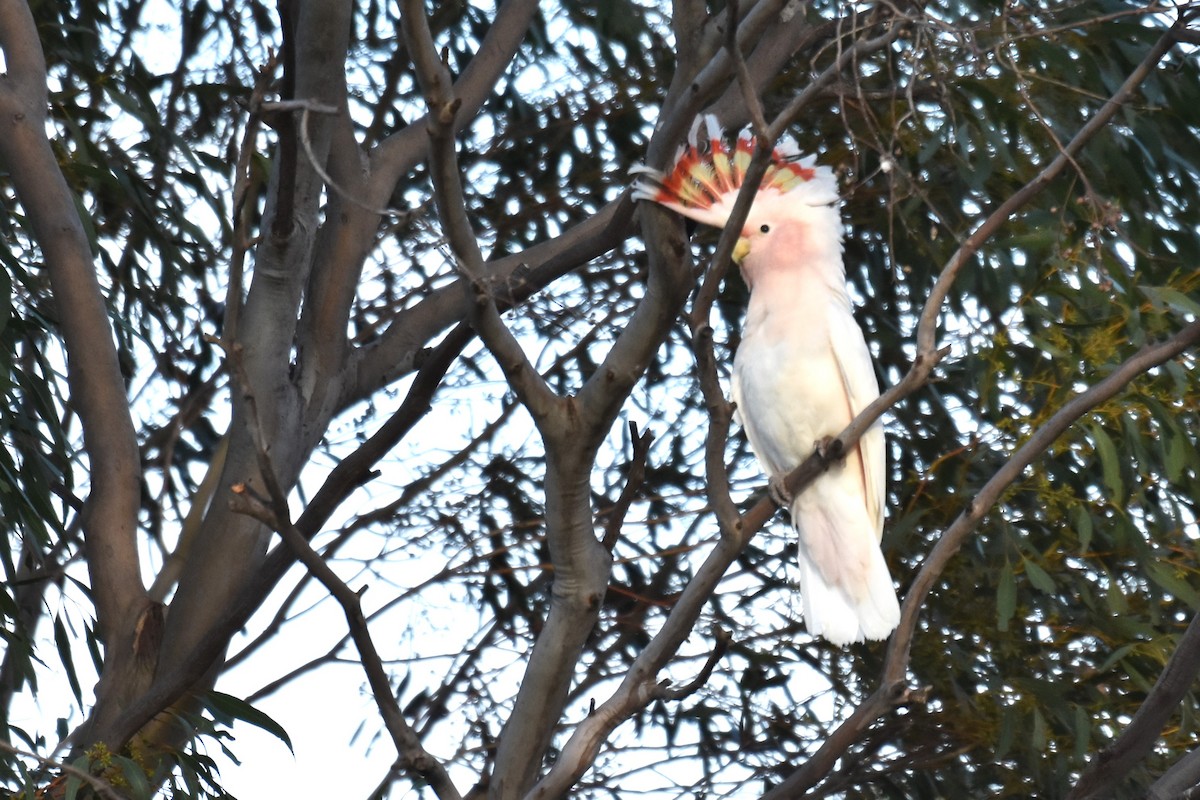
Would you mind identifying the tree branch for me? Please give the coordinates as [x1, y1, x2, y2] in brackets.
[1148, 744, 1200, 800]
[0, 0, 144, 640]
[371, 0, 540, 187]
[601, 423, 655, 553]
[0, 740, 124, 800]
[346, 194, 635, 407]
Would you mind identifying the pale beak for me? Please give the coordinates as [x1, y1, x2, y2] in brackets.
[732, 236, 750, 264]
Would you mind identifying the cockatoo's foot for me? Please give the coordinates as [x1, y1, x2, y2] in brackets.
[768, 475, 793, 508]
[814, 435, 842, 462]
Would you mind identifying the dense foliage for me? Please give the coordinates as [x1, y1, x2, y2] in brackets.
[0, 1, 1198, 798]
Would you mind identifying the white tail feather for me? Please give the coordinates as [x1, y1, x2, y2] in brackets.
[792, 483, 900, 645]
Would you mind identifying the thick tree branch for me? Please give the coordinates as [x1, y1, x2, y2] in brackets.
[1149, 745, 1200, 800]
[150, 2, 356, 707]
[0, 0, 144, 640]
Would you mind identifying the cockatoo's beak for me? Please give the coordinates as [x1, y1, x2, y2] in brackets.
[733, 236, 750, 264]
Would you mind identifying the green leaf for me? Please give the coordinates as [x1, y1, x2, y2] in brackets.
[53, 615, 83, 706]
[1031, 707, 1047, 750]
[1073, 705, 1090, 762]
[996, 702, 1016, 759]
[1105, 572, 1130, 615]
[1140, 285, 1200, 319]
[997, 560, 1017, 631]
[1073, 505, 1094, 555]
[1023, 556, 1056, 595]
[1088, 422, 1125, 502]
[63, 754, 90, 800]
[1097, 643, 1135, 675]
[204, 690, 295, 754]
[114, 755, 153, 800]
[1145, 560, 1200, 609]
[1164, 429, 1190, 484]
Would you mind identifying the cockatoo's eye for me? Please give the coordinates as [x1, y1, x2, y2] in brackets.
[760, 224, 770, 233]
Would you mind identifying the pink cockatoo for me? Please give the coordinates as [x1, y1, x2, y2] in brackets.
[633, 116, 900, 645]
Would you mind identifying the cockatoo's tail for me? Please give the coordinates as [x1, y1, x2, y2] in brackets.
[634, 115, 901, 646]
[631, 115, 837, 229]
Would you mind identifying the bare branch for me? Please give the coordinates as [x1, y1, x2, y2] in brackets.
[346, 195, 635, 406]
[727, 0, 771, 139]
[370, 0, 540, 190]
[767, 9, 906, 141]
[655, 626, 732, 702]
[226, 54, 278, 343]
[691, 322, 743, 534]
[601, 423, 656, 553]
[1149, 745, 1200, 800]
[525, 532, 747, 799]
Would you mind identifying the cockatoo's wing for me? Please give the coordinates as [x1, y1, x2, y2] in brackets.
[828, 304, 886, 540]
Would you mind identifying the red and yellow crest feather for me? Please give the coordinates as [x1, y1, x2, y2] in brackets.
[632, 115, 837, 229]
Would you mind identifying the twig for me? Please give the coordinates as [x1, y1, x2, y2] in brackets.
[601, 422, 656, 552]
[226, 53, 279, 342]
[655, 626, 732, 701]
[726, 0, 770, 139]
[767, 10, 906, 143]
[259, 98, 418, 220]
[691, 321, 743, 535]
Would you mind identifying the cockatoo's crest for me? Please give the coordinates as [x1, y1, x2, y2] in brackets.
[631, 115, 839, 228]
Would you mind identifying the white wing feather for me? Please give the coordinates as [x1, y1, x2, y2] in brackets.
[827, 308, 886, 540]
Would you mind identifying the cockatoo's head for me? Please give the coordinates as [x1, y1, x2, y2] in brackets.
[632, 115, 843, 288]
